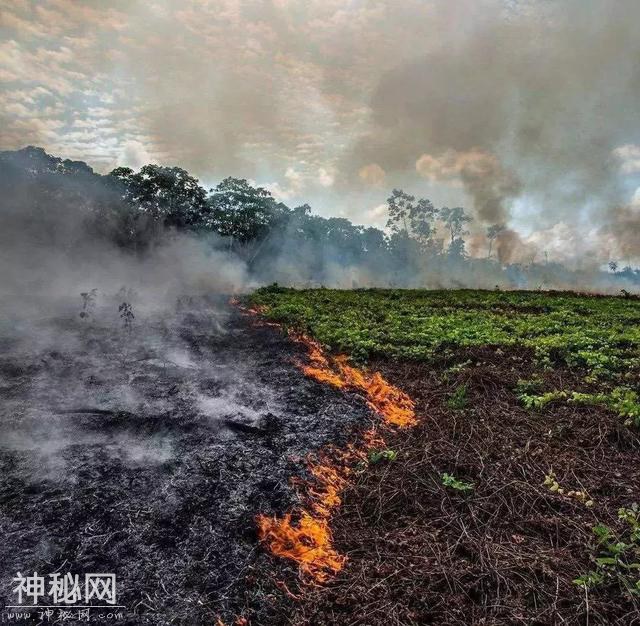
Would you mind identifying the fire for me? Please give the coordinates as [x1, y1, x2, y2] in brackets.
[296, 335, 416, 427]
[256, 451, 353, 581]
[256, 512, 345, 582]
[236, 302, 417, 582]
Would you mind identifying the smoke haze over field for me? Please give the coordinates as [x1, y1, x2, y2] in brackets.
[1, 0, 640, 266]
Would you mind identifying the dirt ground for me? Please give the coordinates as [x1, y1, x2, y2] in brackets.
[274, 346, 640, 625]
[3, 310, 640, 625]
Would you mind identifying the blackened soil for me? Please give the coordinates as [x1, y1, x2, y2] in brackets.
[284, 346, 640, 625]
[0, 304, 374, 625]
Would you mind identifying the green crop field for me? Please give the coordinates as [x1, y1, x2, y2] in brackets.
[250, 286, 640, 376]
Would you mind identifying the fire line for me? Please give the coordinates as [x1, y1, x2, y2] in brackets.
[240, 303, 416, 583]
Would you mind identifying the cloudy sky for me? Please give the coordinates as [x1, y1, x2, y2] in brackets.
[1, 0, 640, 263]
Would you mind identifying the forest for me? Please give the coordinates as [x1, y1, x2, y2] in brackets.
[2, 145, 638, 292]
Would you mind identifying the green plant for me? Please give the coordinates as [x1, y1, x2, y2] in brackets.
[574, 504, 640, 596]
[249, 288, 640, 383]
[445, 360, 472, 375]
[611, 388, 640, 428]
[569, 388, 640, 428]
[441, 472, 474, 493]
[519, 390, 567, 410]
[368, 449, 398, 464]
[515, 377, 544, 395]
[446, 385, 468, 410]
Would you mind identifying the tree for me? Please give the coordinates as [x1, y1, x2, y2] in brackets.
[410, 198, 439, 247]
[608, 260, 618, 273]
[447, 237, 467, 258]
[386, 189, 415, 235]
[362, 227, 388, 255]
[386, 189, 438, 249]
[206, 177, 284, 249]
[440, 206, 472, 244]
[486, 224, 505, 259]
[110, 164, 207, 229]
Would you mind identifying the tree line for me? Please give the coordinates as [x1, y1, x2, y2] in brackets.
[1, 146, 637, 289]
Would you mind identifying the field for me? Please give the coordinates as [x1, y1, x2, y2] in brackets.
[248, 287, 640, 624]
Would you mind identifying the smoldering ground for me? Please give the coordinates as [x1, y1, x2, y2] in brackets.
[0, 298, 379, 624]
[0, 149, 378, 623]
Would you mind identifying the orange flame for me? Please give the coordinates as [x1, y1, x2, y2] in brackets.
[256, 512, 345, 582]
[237, 303, 417, 582]
[296, 335, 416, 427]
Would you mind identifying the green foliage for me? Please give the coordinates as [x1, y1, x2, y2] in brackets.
[574, 504, 640, 596]
[368, 449, 398, 464]
[569, 388, 640, 427]
[519, 390, 567, 410]
[441, 473, 474, 493]
[206, 177, 286, 247]
[385, 189, 439, 247]
[111, 164, 208, 229]
[447, 385, 469, 410]
[445, 360, 472, 376]
[518, 387, 640, 428]
[249, 288, 640, 381]
[515, 377, 544, 395]
[612, 388, 640, 427]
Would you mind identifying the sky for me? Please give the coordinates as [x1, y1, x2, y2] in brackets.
[1, 0, 640, 265]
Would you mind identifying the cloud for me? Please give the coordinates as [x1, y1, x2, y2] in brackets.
[117, 140, 154, 170]
[613, 144, 640, 174]
[358, 163, 385, 186]
[2, 0, 640, 260]
[317, 167, 334, 187]
[368, 203, 387, 220]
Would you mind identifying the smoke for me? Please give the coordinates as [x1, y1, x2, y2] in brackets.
[495, 229, 536, 265]
[599, 204, 640, 264]
[416, 149, 521, 223]
[344, 0, 640, 259]
[0, 152, 250, 322]
[3, 1, 640, 264]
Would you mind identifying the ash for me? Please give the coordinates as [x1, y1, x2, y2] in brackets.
[0, 298, 372, 625]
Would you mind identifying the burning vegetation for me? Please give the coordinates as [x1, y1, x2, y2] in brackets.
[248, 309, 415, 582]
[247, 287, 640, 625]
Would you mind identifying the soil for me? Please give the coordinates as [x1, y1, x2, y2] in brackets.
[3, 310, 640, 625]
[278, 346, 640, 625]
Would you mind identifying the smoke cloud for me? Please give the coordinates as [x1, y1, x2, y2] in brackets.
[2, 0, 640, 264]
[416, 149, 521, 223]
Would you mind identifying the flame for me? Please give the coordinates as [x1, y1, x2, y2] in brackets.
[256, 512, 345, 582]
[296, 335, 416, 427]
[236, 302, 417, 582]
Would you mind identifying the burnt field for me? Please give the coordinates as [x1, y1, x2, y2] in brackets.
[1, 287, 640, 625]
[0, 298, 374, 625]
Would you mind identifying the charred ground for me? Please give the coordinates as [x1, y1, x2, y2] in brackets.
[2, 287, 639, 625]
[0, 298, 374, 625]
